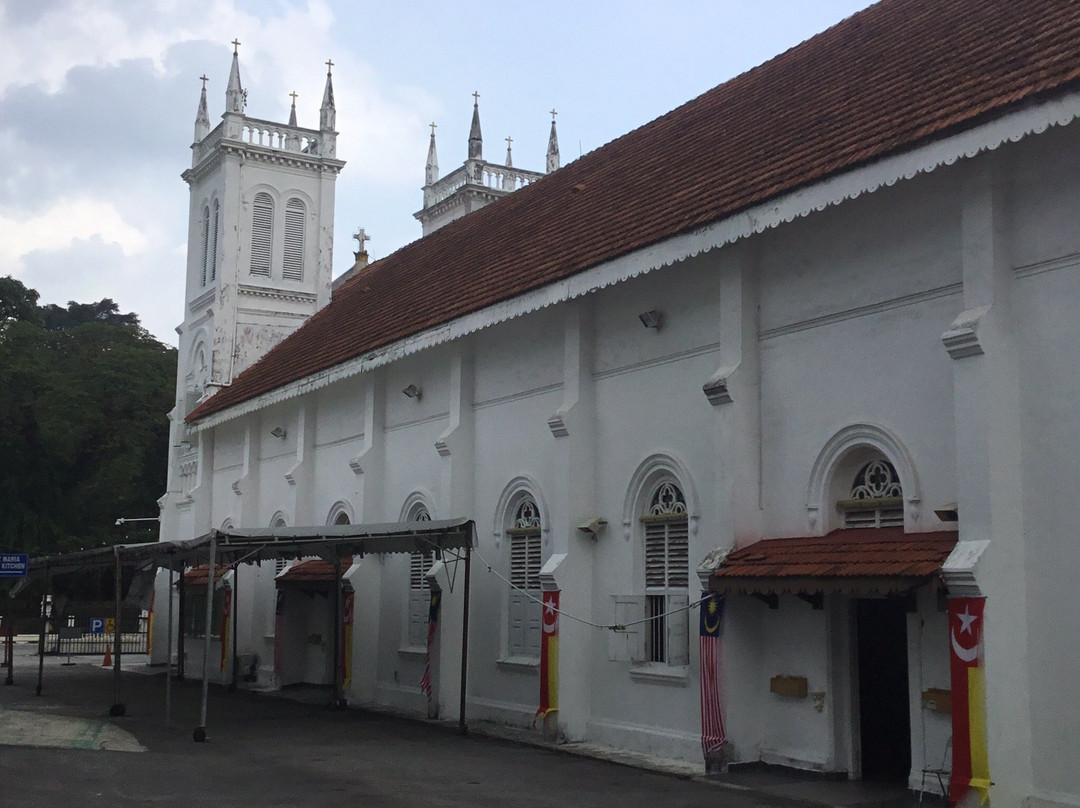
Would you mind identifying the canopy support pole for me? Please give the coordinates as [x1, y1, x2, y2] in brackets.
[176, 571, 185, 680]
[458, 541, 471, 735]
[194, 534, 215, 742]
[110, 547, 125, 716]
[332, 555, 344, 708]
[229, 564, 239, 692]
[165, 563, 174, 725]
[35, 561, 48, 696]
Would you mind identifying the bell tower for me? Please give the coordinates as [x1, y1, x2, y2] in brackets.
[162, 43, 344, 523]
[177, 44, 344, 406]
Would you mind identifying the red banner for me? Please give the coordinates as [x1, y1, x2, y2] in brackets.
[535, 591, 559, 723]
[219, 588, 232, 672]
[342, 590, 355, 689]
[949, 597, 989, 805]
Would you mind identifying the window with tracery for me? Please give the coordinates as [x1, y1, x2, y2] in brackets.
[507, 496, 542, 658]
[839, 458, 904, 528]
[641, 481, 689, 665]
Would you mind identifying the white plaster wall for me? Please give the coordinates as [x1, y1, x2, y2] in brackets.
[1014, 267, 1080, 801]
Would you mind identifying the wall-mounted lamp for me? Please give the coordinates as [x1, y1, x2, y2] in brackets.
[402, 384, 423, 400]
[638, 310, 664, 330]
[270, 426, 287, 439]
[934, 502, 958, 523]
[576, 517, 607, 537]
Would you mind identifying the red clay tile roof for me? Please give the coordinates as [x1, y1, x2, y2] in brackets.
[181, 563, 229, 585]
[713, 528, 958, 581]
[190, 0, 1080, 421]
[275, 557, 353, 586]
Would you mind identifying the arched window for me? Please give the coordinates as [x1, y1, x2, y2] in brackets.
[250, 192, 273, 277]
[406, 504, 433, 648]
[839, 458, 904, 528]
[641, 481, 689, 665]
[209, 200, 220, 282]
[282, 198, 305, 281]
[271, 514, 289, 573]
[507, 496, 542, 658]
[200, 205, 210, 287]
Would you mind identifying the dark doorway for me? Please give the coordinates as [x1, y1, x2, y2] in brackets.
[856, 598, 911, 781]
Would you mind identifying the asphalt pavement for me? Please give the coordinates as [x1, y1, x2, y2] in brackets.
[0, 644, 931, 808]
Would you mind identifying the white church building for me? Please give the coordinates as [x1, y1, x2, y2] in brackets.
[156, 2, 1080, 805]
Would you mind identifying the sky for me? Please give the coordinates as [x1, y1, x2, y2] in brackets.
[0, 0, 876, 346]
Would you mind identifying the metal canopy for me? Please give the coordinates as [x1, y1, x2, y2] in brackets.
[27, 518, 475, 574]
[22, 518, 476, 742]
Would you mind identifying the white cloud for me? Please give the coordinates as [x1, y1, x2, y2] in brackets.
[0, 197, 147, 266]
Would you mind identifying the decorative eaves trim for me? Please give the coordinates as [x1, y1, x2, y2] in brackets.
[192, 92, 1080, 431]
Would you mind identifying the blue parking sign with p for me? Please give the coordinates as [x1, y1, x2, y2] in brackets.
[89, 618, 105, 635]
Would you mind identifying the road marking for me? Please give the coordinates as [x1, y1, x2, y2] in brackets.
[0, 705, 145, 752]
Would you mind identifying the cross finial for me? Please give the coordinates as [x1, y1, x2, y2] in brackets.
[550, 108, 557, 121]
[505, 136, 513, 148]
[200, 75, 209, 91]
[473, 91, 480, 105]
[289, 91, 298, 106]
[429, 122, 437, 136]
[353, 228, 370, 249]
[325, 59, 334, 74]
[231, 39, 241, 53]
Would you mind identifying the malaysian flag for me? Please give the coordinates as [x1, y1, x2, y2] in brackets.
[420, 590, 441, 697]
[699, 592, 726, 759]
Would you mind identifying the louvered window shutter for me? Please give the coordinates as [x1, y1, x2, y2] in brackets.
[250, 193, 273, 277]
[408, 591, 428, 647]
[282, 198, 305, 280]
[210, 201, 220, 282]
[666, 593, 690, 666]
[200, 207, 210, 287]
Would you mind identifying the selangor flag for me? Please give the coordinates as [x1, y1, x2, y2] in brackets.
[535, 591, 559, 722]
[219, 588, 232, 673]
[699, 592, 727, 758]
[342, 590, 355, 689]
[948, 597, 990, 805]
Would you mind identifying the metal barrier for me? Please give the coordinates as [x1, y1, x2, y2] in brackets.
[46, 615, 149, 656]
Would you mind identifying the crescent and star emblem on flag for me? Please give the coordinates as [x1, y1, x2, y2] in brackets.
[703, 597, 721, 636]
[542, 593, 559, 634]
[950, 604, 980, 663]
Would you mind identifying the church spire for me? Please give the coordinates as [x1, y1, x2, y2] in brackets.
[288, 91, 298, 127]
[194, 75, 210, 142]
[425, 122, 439, 185]
[546, 109, 560, 173]
[320, 60, 336, 131]
[225, 39, 246, 114]
[468, 92, 483, 160]
[504, 136, 513, 168]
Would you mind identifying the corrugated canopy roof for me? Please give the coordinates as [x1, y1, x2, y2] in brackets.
[27, 519, 474, 574]
[189, 0, 1080, 423]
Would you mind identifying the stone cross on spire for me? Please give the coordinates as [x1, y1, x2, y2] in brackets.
[504, 135, 513, 168]
[288, 91, 298, 127]
[352, 227, 371, 269]
[226, 39, 246, 113]
[320, 59, 336, 131]
[425, 122, 440, 186]
[194, 74, 211, 142]
[468, 91, 483, 160]
[546, 108, 560, 173]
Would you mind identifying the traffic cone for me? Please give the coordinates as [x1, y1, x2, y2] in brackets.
[102, 645, 111, 667]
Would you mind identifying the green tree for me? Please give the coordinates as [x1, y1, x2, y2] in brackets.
[0, 281, 176, 558]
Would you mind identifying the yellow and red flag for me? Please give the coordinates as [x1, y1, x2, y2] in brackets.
[535, 591, 559, 722]
[949, 597, 990, 805]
